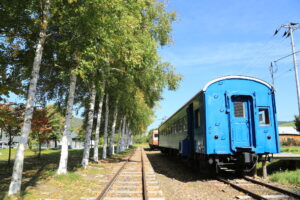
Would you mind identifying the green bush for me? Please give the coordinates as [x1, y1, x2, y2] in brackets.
[133, 135, 148, 144]
[294, 115, 300, 132]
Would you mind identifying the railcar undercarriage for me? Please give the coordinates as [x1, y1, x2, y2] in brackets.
[160, 147, 266, 175]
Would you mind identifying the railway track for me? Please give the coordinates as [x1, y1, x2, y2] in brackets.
[217, 176, 300, 199]
[96, 148, 165, 200]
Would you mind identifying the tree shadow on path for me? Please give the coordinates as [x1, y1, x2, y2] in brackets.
[145, 149, 214, 183]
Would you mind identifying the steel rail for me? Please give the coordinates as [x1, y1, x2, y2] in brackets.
[141, 149, 148, 200]
[96, 152, 135, 200]
[244, 176, 300, 199]
[217, 177, 268, 200]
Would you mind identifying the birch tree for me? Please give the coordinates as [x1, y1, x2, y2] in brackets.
[120, 116, 126, 152]
[116, 118, 123, 153]
[3, 1, 182, 194]
[81, 83, 96, 167]
[108, 99, 119, 156]
[8, 0, 51, 195]
[57, 70, 77, 174]
[102, 93, 109, 159]
[93, 80, 105, 162]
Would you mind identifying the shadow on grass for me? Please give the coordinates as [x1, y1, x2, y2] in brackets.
[257, 159, 299, 176]
[101, 146, 137, 164]
[0, 149, 83, 199]
[0, 146, 137, 199]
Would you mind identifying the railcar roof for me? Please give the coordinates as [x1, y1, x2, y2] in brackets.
[158, 75, 273, 129]
[202, 75, 273, 91]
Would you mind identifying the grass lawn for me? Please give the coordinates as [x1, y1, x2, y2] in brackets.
[269, 170, 300, 186]
[0, 146, 137, 200]
[281, 146, 300, 154]
[278, 121, 295, 127]
[135, 143, 150, 148]
[256, 145, 300, 186]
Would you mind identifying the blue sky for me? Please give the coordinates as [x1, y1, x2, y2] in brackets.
[148, 0, 300, 130]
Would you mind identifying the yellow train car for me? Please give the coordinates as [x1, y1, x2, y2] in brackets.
[149, 129, 159, 149]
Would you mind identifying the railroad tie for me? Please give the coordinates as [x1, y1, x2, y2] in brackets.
[95, 148, 165, 200]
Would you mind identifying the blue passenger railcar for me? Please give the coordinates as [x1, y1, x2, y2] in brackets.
[158, 76, 280, 173]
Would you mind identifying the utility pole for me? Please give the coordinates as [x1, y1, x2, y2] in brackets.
[269, 62, 275, 87]
[274, 23, 300, 115]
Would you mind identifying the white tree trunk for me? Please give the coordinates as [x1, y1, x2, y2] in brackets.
[120, 116, 126, 152]
[57, 69, 77, 174]
[102, 93, 109, 159]
[81, 83, 96, 167]
[93, 80, 106, 162]
[125, 124, 130, 149]
[129, 131, 133, 146]
[116, 119, 123, 153]
[108, 99, 118, 156]
[126, 130, 129, 149]
[124, 124, 128, 149]
[8, 0, 50, 195]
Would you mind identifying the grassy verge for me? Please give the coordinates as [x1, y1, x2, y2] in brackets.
[281, 146, 300, 154]
[0, 148, 83, 199]
[256, 146, 300, 186]
[269, 170, 300, 186]
[0, 145, 137, 200]
[135, 143, 149, 148]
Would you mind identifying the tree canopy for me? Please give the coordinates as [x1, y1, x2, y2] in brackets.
[1, 0, 181, 196]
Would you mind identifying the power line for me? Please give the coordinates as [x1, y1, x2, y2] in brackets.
[240, 36, 288, 76]
[274, 51, 300, 63]
[274, 22, 300, 115]
[274, 67, 293, 79]
[270, 51, 300, 85]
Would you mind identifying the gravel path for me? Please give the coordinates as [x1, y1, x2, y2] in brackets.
[145, 149, 244, 200]
[144, 149, 299, 200]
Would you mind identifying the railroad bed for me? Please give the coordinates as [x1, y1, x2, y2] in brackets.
[217, 176, 300, 200]
[97, 148, 165, 200]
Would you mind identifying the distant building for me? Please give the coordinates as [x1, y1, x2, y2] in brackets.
[278, 126, 299, 135]
[278, 126, 300, 143]
[0, 128, 85, 149]
[48, 131, 85, 149]
[0, 129, 21, 148]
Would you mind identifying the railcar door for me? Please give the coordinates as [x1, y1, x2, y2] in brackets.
[230, 95, 254, 151]
[186, 103, 194, 156]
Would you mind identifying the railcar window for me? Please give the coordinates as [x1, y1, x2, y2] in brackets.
[259, 108, 270, 126]
[194, 109, 201, 128]
[183, 116, 188, 131]
[154, 134, 158, 138]
[178, 118, 182, 132]
[233, 101, 245, 118]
